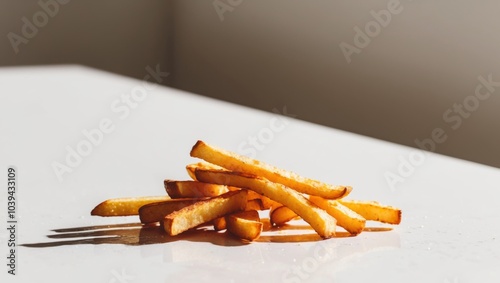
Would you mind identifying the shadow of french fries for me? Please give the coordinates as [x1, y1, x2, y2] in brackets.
[257, 222, 356, 243]
[22, 220, 396, 248]
[363, 227, 393, 232]
[22, 222, 249, 248]
[51, 222, 144, 233]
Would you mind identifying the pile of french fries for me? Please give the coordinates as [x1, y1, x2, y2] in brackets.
[91, 140, 401, 241]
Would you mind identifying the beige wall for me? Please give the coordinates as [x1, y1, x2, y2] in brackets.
[171, 0, 500, 167]
[0, 0, 172, 83]
[2, 1, 500, 168]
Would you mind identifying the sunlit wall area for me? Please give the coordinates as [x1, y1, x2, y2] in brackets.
[170, 0, 500, 167]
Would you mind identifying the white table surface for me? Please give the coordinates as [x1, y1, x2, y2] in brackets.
[1, 65, 499, 283]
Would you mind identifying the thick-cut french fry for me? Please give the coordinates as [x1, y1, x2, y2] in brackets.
[270, 205, 299, 226]
[190, 140, 351, 199]
[194, 169, 337, 238]
[339, 200, 402, 224]
[225, 210, 263, 241]
[260, 195, 282, 210]
[213, 217, 226, 231]
[309, 196, 365, 235]
[247, 190, 261, 200]
[164, 190, 247, 236]
[228, 185, 281, 209]
[91, 196, 171, 216]
[245, 199, 264, 211]
[165, 180, 229, 198]
[139, 198, 207, 224]
[186, 162, 226, 180]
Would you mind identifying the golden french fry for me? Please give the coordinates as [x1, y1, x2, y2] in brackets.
[165, 180, 229, 198]
[164, 190, 247, 236]
[236, 188, 261, 199]
[309, 196, 366, 235]
[139, 198, 207, 224]
[229, 186, 281, 210]
[270, 205, 299, 226]
[213, 217, 226, 231]
[186, 162, 226, 180]
[194, 169, 337, 238]
[260, 195, 282, 210]
[190, 140, 351, 199]
[229, 187, 280, 209]
[225, 210, 263, 241]
[339, 200, 402, 225]
[245, 199, 264, 211]
[91, 196, 171, 216]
